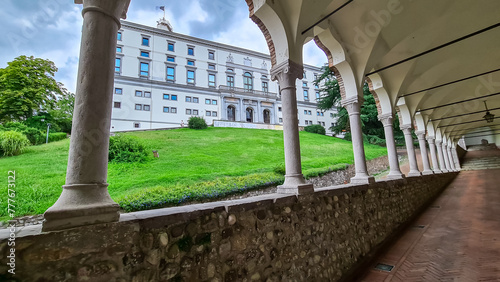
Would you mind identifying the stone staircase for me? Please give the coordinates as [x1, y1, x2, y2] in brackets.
[461, 144, 500, 171]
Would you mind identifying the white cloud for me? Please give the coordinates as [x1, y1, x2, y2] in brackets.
[212, 17, 269, 54]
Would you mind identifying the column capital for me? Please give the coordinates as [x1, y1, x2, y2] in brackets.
[270, 59, 303, 87]
[415, 130, 426, 140]
[426, 136, 436, 143]
[435, 139, 442, 146]
[400, 124, 412, 134]
[76, 0, 131, 27]
[341, 96, 362, 115]
[378, 113, 394, 126]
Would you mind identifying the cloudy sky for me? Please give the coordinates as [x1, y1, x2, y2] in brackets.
[0, 0, 327, 93]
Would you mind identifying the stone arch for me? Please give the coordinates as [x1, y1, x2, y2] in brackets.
[366, 74, 394, 116]
[395, 98, 414, 127]
[414, 112, 427, 133]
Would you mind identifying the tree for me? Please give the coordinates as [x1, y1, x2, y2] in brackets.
[0, 56, 63, 122]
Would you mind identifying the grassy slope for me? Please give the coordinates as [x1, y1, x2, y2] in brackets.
[0, 127, 387, 219]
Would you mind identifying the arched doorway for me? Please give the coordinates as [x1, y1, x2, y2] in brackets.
[263, 109, 271, 124]
[227, 105, 236, 121]
[246, 107, 253, 123]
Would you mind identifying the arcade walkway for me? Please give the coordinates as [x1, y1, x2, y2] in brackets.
[359, 147, 500, 281]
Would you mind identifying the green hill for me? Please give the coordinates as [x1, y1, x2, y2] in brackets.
[0, 127, 387, 219]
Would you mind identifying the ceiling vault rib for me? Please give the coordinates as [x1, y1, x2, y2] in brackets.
[401, 68, 500, 97]
[366, 22, 500, 77]
[437, 118, 495, 128]
[450, 128, 500, 137]
[301, 0, 354, 35]
[431, 108, 500, 121]
[419, 92, 500, 112]
[446, 124, 500, 135]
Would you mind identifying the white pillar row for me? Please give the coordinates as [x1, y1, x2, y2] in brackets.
[416, 131, 434, 175]
[43, 0, 131, 232]
[447, 145, 457, 171]
[435, 140, 448, 172]
[270, 60, 313, 194]
[442, 143, 452, 171]
[426, 137, 442, 173]
[342, 97, 375, 184]
[378, 114, 405, 179]
[452, 145, 462, 170]
[401, 125, 422, 177]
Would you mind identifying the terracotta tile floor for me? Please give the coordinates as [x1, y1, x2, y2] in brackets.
[359, 148, 500, 282]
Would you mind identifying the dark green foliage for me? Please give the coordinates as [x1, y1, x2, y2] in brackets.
[22, 127, 45, 145]
[48, 132, 67, 143]
[195, 233, 211, 245]
[108, 134, 148, 163]
[273, 163, 286, 175]
[188, 116, 208, 129]
[177, 236, 193, 252]
[0, 131, 30, 156]
[304, 124, 326, 135]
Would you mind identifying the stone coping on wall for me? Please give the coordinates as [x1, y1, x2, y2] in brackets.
[0, 172, 455, 242]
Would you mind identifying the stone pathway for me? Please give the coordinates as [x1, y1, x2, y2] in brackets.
[358, 145, 500, 281]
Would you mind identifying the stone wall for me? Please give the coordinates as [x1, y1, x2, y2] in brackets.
[0, 173, 457, 281]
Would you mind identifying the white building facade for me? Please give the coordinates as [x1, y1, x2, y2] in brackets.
[112, 20, 338, 134]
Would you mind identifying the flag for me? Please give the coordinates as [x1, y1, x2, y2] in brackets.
[156, 6, 165, 11]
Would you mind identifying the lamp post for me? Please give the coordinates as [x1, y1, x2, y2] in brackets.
[46, 123, 51, 144]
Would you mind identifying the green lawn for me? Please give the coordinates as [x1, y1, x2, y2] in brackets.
[0, 127, 387, 220]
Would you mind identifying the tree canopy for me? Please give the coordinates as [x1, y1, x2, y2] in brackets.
[0, 55, 63, 122]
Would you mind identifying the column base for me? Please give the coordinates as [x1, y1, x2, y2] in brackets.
[350, 174, 376, 184]
[433, 169, 443, 173]
[42, 183, 120, 232]
[422, 170, 434, 175]
[407, 171, 422, 177]
[386, 172, 406, 180]
[441, 169, 449, 173]
[277, 173, 314, 194]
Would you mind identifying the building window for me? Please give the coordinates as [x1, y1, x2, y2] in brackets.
[187, 70, 195, 84]
[115, 58, 121, 73]
[135, 90, 142, 97]
[193, 97, 199, 103]
[134, 122, 140, 128]
[114, 88, 122, 94]
[317, 111, 320, 116]
[193, 110, 199, 115]
[167, 66, 175, 82]
[303, 71, 307, 79]
[140, 62, 149, 77]
[144, 91, 151, 98]
[187, 60, 195, 66]
[116, 46, 122, 53]
[186, 109, 192, 115]
[140, 51, 150, 58]
[208, 64, 216, 70]
[315, 84, 319, 89]
[163, 107, 169, 113]
[208, 73, 216, 87]
[114, 102, 121, 108]
[167, 56, 175, 62]
[321, 112, 324, 116]
[279, 118, 283, 123]
[316, 91, 320, 99]
[208, 51, 215, 60]
[163, 94, 169, 100]
[308, 110, 312, 115]
[186, 96, 192, 102]
[187, 47, 194, 56]
[243, 72, 253, 91]
[117, 32, 122, 41]
[212, 111, 217, 117]
[303, 89, 309, 100]
[171, 95, 177, 101]
[206, 111, 211, 116]
[212, 100, 217, 105]
[227, 75, 234, 88]
[262, 81, 268, 93]
[142, 37, 149, 46]
[205, 99, 211, 104]
[135, 104, 142, 110]
[168, 42, 175, 52]
[330, 113, 334, 118]
[278, 107, 282, 112]
[171, 107, 177, 113]
[143, 105, 150, 111]
[303, 82, 307, 87]
[304, 110, 308, 115]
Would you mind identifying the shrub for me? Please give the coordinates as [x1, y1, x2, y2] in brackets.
[108, 134, 148, 163]
[273, 163, 286, 175]
[0, 131, 30, 156]
[304, 124, 326, 135]
[48, 132, 67, 143]
[188, 116, 208, 130]
[22, 127, 45, 145]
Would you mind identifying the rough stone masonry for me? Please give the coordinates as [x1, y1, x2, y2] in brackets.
[0, 173, 457, 281]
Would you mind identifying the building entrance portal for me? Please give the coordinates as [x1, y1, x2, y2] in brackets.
[263, 109, 271, 124]
[227, 105, 236, 121]
[246, 107, 254, 123]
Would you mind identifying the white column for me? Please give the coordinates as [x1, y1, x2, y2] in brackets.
[435, 140, 448, 172]
[240, 99, 245, 122]
[442, 143, 452, 171]
[270, 60, 313, 194]
[401, 125, 422, 177]
[342, 97, 375, 184]
[378, 114, 404, 179]
[256, 101, 261, 123]
[416, 131, 434, 175]
[43, 0, 131, 232]
[447, 145, 457, 171]
[427, 137, 442, 173]
[452, 145, 462, 170]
